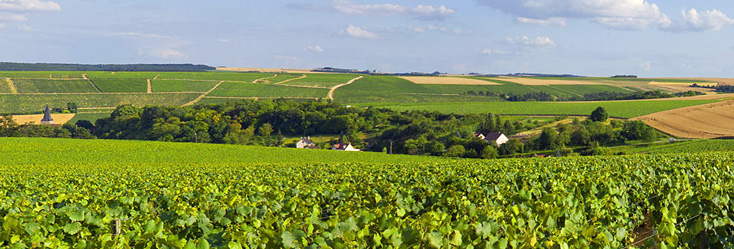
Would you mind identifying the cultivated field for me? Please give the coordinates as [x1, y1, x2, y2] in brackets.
[11, 113, 76, 125]
[399, 76, 500, 85]
[500, 77, 603, 85]
[217, 67, 322, 74]
[635, 100, 734, 138]
[1, 137, 732, 248]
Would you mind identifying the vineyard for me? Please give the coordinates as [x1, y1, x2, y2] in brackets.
[0, 138, 732, 248]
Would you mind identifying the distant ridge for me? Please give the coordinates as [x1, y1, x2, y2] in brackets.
[0, 62, 215, 72]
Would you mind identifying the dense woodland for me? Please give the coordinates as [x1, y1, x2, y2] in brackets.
[0, 100, 661, 158]
[0, 62, 215, 72]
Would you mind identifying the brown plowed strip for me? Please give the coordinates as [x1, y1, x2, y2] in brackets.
[183, 81, 224, 106]
[5, 78, 18, 94]
[274, 74, 307, 85]
[147, 79, 152, 93]
[634, 100, 734, 138]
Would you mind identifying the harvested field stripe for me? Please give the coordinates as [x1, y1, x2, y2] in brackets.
[328, 76, 363, 100]
[253, 74, 278, 83]
[147, 79, 152, 93]
[183, 81, 224, 106]
[154, 74, 160, 80]
[274, 74, 307, 85]
[5, 78, 18, 94]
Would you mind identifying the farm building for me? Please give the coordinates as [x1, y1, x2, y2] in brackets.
[475, 132, 509, 146]
[296, 137, 318, 149]
[40, 104, 54, 125]
[332, 143, 360, 151]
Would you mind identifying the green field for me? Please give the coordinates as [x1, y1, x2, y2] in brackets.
[84, 71, 160, 79]
[209, 82, 329, 98]
[287, 74, 360, 87]
[262, 74, 304, 84]
[12, 79, 99, 93]
[151, 80, 218, 93]
[90, 78, 148, 92]
[0, 137, 732, 248]
[68, 112, 113, 124]
[0, 93, 200, 114]
[361, 99, 719, 118]
[612, 139, 734, 154]
[157, 72, 273, 82]
[0, 78, 13, 93]
[0, 71, 84, 79]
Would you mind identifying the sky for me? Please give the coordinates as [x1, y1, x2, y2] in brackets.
[1, 0, 733, 77]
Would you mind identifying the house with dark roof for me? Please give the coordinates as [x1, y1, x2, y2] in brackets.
[41, 104, 54, 125]
[296, 136, 318, 149]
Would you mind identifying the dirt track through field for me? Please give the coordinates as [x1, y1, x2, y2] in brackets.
[154, 74, 160, 80]
[274, 74, 307, 85]
[146, 79, 152, 93]
[399, 76, 500, 85]
[183, 81, 224, 106]
[253, 74, 278, 83]
[83, 74, 103, 93]
[4, 78, 18, 94]
[635, 100, 734, 138]
[328, 76, 363, 100]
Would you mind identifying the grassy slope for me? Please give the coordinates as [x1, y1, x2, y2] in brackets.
[157, 72, 273, 82]
[91, 78, 148, 92]
[13, 79, 99, 93]
[0, 137, 446, 166]
[359, 99, 719, 118]
[209, 82, 328, 98]
[611, 139, 734, 154]
[0, 93, 200, 114]
[287, 74, 360, 87]
[151, 80, 218, 92]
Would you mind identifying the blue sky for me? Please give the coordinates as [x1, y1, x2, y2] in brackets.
[1, 0, 733, 77]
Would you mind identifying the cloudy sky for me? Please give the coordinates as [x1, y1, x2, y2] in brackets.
[1, 0, 733, 77]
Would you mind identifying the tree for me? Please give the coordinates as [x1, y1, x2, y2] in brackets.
[537, 127, 559, 150]
[445, 145, 466, 157]
[590, 106, 608, 122]
[479, 146, 499, 159]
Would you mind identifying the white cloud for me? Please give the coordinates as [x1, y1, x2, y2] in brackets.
[303, 0, 457, 21]
[218, 38, 231, 43]
[662, 9, 734, 32]
[481, 49, 493, 55]
[0, 0, 60, 25]
[410, 4, 455, 21]
[306, 45, 325, 52]
[506, 36, 556, 48]
[150, 47, 186, 59]
[343, 25, 376, 38]
[413, 25, 471, 35]
[516, 17, 566, 26]
[639, 62, 652, 71]
[476, 0, 670, 30]
[108, 32, 170, 39]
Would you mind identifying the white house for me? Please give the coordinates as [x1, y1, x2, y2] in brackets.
[332, 143, 360, 151]
[296, 137, 318, 149]
[482, 132, 509, 146]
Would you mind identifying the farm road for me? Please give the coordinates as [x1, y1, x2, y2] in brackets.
[328, 76, 363, 100]
[183, 81, 224, 106]
[4, 78, 18, 94]
[274, 74, 307, 85]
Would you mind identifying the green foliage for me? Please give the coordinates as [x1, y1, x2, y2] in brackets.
[0, 137, 733, 248]
[590, 106, 609, 122]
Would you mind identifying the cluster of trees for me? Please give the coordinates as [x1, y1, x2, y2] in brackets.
[0, 115, 94, 139]
[519, 107, 658, 156]
[0, 100, 663, 159]
[0, 63, 215, 72]
[466, 90, 703, 102]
